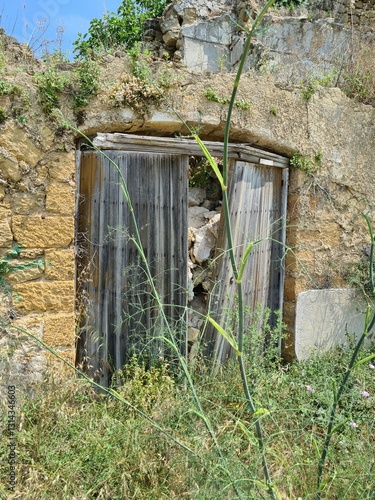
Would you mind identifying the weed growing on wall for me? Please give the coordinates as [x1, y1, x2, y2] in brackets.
[300, 72, 337, 100]
[0, 79, 14, 95]
[269, 105, 278, 115]
[298, 41, 375, 106]
[35, 57, 100, 118]
[71, 58, 101, 111]
[290, 151, 322, 177]
[0, 244, 43, 293]
[0, 79, 30, 122]
[203, 87, 230, 104]
[203, 87, 252, 110]
[0, 106, 7, 123]
[35, 66, 69, 115]
[108, 73, 162, 115]
[337, 42, 375, 105]
[108, 46, 178, 116]
[235, 98, 252, 110]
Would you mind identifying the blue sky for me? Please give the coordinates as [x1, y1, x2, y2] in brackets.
[0, 0, 122, 57]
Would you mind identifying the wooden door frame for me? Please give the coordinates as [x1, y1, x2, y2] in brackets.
[75, 133, 290, 368]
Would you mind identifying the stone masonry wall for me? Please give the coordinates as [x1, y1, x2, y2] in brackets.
[330, 0, 375, 26]
[0, 50, 77, 389]
[1, 0, 375, 388]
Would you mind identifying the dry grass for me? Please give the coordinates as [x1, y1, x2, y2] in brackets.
[1, 345, 374, 499]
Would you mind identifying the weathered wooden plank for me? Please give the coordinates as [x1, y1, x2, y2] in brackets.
[76, 151, 188, 385]
[92, 133, 290, 168]
[208, 161, 285, 364]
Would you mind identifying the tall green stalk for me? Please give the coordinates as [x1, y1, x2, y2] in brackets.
[74, 128, 242, 498]
[316, 213, 375, 498]
[195, 1, 277, 497]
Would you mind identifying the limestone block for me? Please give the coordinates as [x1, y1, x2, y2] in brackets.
[253, 18, 352, 80]
[0, 147, 20, 182]
[191, 225, 216, 263]
[160, 14, 180, 34]
[48, 151, 76, 182]
[34, 164, 49, 186]
[0, 122, 44, 165]
[188, 206, 217, 228]
[173, 0, 229, 20]
[12, 315, 44, 339]
[231, 37, 244, 67]
[188, 227, 195, 249]
[46, 346, 76, 367]
[202, 279, 212, 292]
[183, 8, 198, 24]
[187, 263, 194, 301]
[188, 326, 200, 342]
[13, 281, 74, 313]
[188, 295, 207, 329]
[163, 30, 180, 48]
[144, 28, 156, 38]
[189, 187, 206, 207]
[43, 313, 75, 347]
[0, 219, 12, 246]
[45, 249, 75, 280]
[183, 36, 230, 72]
[203, 200, 218, 210]
[206, 212, 221, 239]
[18, 249, 44, 259]
[182, 15, 233, 45]
[295, 289, 370, 360]
[12, 192, 45, 214]
[173, 50, 182, 62]
[0, 292, 11, 317]
[7, 260, 45, 284]
[27, 355, 47, 379]
[192, 264, 209, 286]
[46, 182, 75, 215]
[12, 216, 74, 248]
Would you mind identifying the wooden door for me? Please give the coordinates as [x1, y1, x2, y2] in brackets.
[208, 160, 288, 363]
[76, 150, 188, 386]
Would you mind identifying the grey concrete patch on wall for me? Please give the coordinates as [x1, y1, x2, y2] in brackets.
[180, 14, 355, 78]
[295, 289, 373, 360]
[242, 18, 352, 81]
[182, 14, 234, 72]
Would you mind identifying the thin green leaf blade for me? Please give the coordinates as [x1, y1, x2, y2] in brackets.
[252, 408, 270, 418]
[353, 352, 375, 368]
[207, 315, 240, 354]
[193, 135, 226, 189]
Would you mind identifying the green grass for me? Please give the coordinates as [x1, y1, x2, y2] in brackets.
[1, 346, 374, 499]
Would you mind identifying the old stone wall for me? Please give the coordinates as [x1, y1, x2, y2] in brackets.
[0, 52, 77, 390]
[65, 65, 375, 362]
[1, 0, 375, 389]
[328, 0, 375, 26]
[150, 0, 375, 77]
